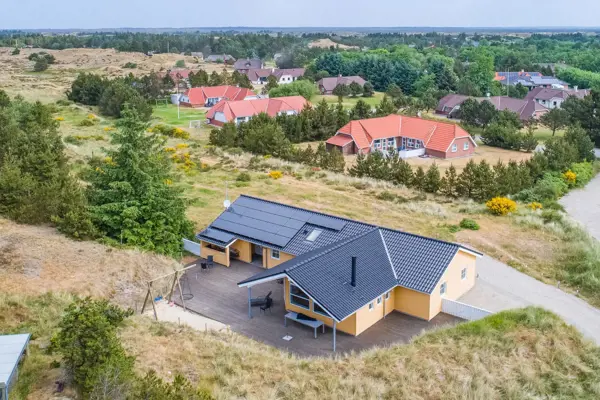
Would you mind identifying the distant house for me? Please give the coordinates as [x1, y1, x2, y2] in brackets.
[234, 58, 264, 73]
[525, 87, 589, 109]
[206, 96, 308, 126]
[206, 54, 236, 63]
[436, 94, 549, 121]
[179, 86, 257, 108]
[326, 114, 477, 159]
[494, 71, 569, 90]
[190, 52, 203, 58]
[317, 76, 367, 95]
[245, 68, 305, 85]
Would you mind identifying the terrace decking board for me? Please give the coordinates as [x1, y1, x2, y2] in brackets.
[174, 260, 462, 356]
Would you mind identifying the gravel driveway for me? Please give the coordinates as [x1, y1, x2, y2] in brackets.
[460, 255, 600, 343]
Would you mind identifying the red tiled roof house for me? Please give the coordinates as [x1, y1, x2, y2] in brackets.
[206, 96, 309, 126]
[326, 115, 477, 159]
[179, 86, 257, 108]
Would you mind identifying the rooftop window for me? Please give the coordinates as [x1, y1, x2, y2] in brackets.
[306, 229, 323, 242]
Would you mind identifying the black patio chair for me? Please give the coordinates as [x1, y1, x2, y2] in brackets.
[207, 255, 214, 269]
[260, 296, 273, 314]
[250, 291, 272, 307]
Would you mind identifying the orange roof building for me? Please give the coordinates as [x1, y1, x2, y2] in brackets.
[206, 96, 309, 126]
[179, 86, 257, 108]
[326, 115, 477, 159]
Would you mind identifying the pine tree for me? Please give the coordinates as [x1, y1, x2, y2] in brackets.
[424, 163, 441, 193]
[189, 69, 209, 87]
[349, 153, 368, 177]
[456, 160, 478, 198]
[493, 160, 509, 196]
[335, 99, 349, 129]
[327, 147, 346, 173]
[472, 160, 496, 201]
[390, 156, 413, 187]
[412, 166, 426, 191]
[220, 68, 231, 85]
[351, 99, 372, 120]
[87, 106, 194, 256]
[362, 81, 374, 97]
[375, 95, 397, 117]
[208, 71, 223, 86]
[440, 164, 459, 198]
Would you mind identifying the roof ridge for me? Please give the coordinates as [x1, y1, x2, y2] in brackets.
[378, 229, 397, 280]
[237, 195, 481, 255]
[286, 228, 379, 273]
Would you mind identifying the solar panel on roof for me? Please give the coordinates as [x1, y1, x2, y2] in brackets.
[211, 219, 291, 247]
[232, 205, 292, 226]
[307, 215, 347, 231]
[202, 229, 235, 244]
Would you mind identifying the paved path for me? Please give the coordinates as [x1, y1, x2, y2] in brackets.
[559, 159, 600, 241]
[460, 255, 600, 343]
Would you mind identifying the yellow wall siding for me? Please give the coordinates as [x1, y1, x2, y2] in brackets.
[283, 279, 357, 335]
[263, 249, 294, 269]
[429, 250, 478, 318]
[355, 295, 386, 336]
[394, 287, 432, 320]
[383, 289, 395, 316]
[230, 240, 252, 264]
[200, 241, 229, 267]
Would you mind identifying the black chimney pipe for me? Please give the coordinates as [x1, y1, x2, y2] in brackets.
[351, 256, 357, 287]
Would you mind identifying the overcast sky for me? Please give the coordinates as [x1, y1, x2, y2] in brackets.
[3, 0, 600, 30]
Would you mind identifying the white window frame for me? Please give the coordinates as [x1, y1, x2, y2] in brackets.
[461, 268, 467, 280]
[377, 296, 382, 305]
[312, 302, 328, 316]
[271, 249, 280, 260]
[463, 142, 469, 151]
[451, 144, 458, 153]
[368, 302, 374, 311]
[289, 283, 310, 310]
[385, 292, 391, 300]
[440, 282, 447, 296]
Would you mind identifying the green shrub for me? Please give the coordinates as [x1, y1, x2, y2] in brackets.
[446, 224, 462, 233]
[175, 60, 186, 68]
[541, 209, 563, 224]
[123, 62, 137, 68]
[78, 118, 96, 126]
[56, 99, 72, 106]
[376, 191, 397, 202]
[515, 173, 569, 203]
[571, 162, 594, 187]
[459, 218, 480, 230]
[236, 172, 251, 182]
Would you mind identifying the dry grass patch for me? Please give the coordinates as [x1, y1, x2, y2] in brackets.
[121, 308, 600, 400]
[0, 218, 178, 308]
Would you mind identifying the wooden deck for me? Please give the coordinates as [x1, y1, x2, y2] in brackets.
[175, 259, 462, 356]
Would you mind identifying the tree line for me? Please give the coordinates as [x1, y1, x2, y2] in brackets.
[0, 91, 193, 257]
[349, 125, 595, 204]
[67, 72, 173, 120]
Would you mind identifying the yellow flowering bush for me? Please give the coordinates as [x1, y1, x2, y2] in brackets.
[562, 170, 577, 187]
[527, 202, 543, 211]
[486, 197, 517, 216]
[164, 179, 173, 186]
[103, 156, 116, 166]
[87, 113, 97, 120]
[55, 116, 65, 121]
[268, 170, 283, 180]
[103, 126, 115, 132]
[164, 147, 176, 153]
[175, 143, 189, 149]
[263, 155, 272, 159]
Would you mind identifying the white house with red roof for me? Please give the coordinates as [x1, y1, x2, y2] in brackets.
[326, 115, 477, 159]
[179, 86, 257, 108]
[206, 96, 309, 126]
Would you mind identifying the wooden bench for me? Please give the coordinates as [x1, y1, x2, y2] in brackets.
[284, 311, 325, 339]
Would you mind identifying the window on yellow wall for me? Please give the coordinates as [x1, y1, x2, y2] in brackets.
[461, 268, 467, 280]
[385, 292, 390, 300]
[368, 302, 374, 311]
[377, 296, 382, 305]
[440, 282, 447, 295]
[271, 249, 280, 260]
[290, 283, 309, 309]
[313, 302, 328, 316]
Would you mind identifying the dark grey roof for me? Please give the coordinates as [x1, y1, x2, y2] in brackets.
[196, 195, 374, 255]
[234, 58, 262, 70]
[380, 229, 459, 293]
[198, 195, 482, 320]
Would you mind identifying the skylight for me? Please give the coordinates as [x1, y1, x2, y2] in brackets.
[306, 229, 323, 242]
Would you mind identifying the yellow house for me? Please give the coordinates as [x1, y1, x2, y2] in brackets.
[196, 195, 482, 349]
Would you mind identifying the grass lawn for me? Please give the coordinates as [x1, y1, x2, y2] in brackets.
[313, 91, 385, 108]
[152, 104, 207, 127]
[533, 126, 565, 141]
